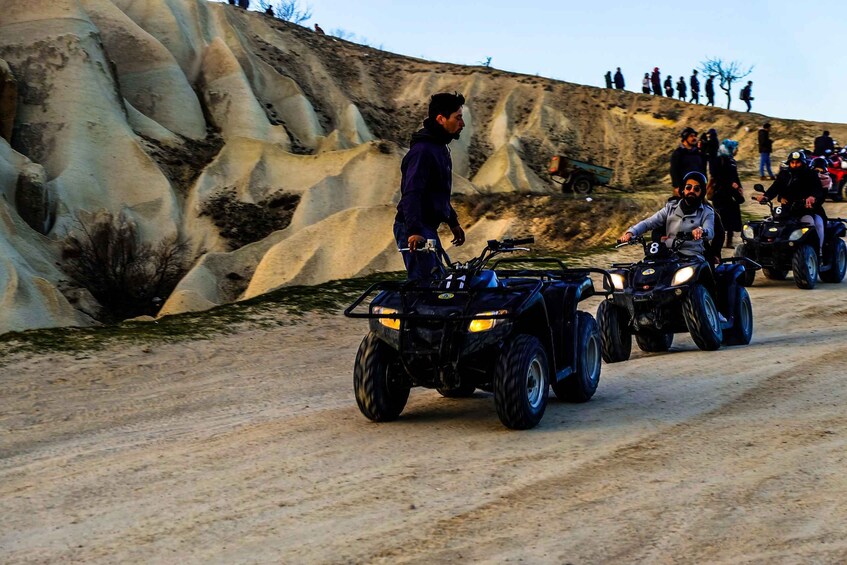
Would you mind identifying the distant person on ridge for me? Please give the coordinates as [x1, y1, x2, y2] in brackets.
[740, 81, 753, 112]
[689, 70, 700, 104]
[642, 73, 651, 94]
[394, 92, 467, 281]
[813, 130, 835, 156]
[614, 67, 625, 89]
[314, 23, 326, 34]
[705, 75, 716, 106]
[264, 5, 274, 16]
[676, 76, 687, 101]
[651, 67, 662, 96]
[604, 71, 613, 89]
[664, 74, 674, 97]
[237, 0, 248, 8]
[758, 122, 775, 180]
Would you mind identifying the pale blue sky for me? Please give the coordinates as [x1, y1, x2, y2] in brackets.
[235, 0, 844, 124]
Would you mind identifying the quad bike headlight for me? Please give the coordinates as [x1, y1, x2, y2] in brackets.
[742, 224, 755, 239]
[372, 306, 401, 330]
[609, 273, 626, 290]
[468, 310, 508, 333]
[671, 266, 696, 286]
[789, 227, 809, 241]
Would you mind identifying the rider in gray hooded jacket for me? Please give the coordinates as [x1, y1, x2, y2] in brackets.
[621, 171, 715, 258]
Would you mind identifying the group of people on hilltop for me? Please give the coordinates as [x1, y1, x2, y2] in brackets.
[393, 93, 825, 283]
[606, 68, 756, 112]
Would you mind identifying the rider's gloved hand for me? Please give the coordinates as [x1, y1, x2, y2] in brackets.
[805, 196, 816, 208]
[450, 224, 465, 246]
[619, 231, 633, 243]
[692, 227, 704, 240]
[408, 234, 425, 251]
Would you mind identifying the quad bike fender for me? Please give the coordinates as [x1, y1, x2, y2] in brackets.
[512, 295, 557, 377]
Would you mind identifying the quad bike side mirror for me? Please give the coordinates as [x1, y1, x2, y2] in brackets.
[753, 184, 765, 193]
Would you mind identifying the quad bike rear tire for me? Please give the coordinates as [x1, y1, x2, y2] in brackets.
[596, 299, 631, 363]
[635, 330, 674, 353]
[723, 286, 753, 346]
[820, 238, 847, 283]
[552, 312, 601, 403]
[734, 244, 757, 286]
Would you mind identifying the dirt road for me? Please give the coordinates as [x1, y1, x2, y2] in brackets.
[3, 205, 847, 563]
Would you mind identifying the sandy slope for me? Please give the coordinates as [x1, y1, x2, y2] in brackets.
[2, 202, 847, 564]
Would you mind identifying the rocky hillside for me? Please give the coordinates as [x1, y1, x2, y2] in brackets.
[0, 0, 844, 335]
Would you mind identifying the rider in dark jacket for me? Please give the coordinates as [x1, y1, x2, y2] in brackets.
[758, 150, 826, 254]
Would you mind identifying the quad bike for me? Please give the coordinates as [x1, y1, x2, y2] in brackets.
[734, 185, 847, 289]
[597, 232, 758, 363]
[344, 237, 613, 430]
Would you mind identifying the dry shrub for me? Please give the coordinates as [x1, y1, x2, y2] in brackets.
[61, 210, 190, 321]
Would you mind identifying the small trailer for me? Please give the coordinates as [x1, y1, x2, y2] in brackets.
[548, 155, 614, 195]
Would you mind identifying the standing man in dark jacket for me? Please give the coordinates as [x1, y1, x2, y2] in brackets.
[394, 92, 466, 280]
[705, 75, 716, 106]
[757, 122, 774, 180]
[689, 70, 700, 104]
[614, 67, 625, 89]
[670, 127, 707, 196]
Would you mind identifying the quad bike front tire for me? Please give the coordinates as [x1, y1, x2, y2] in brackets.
[635, 330, 674, 353]
[734, 244, 757, 286]
[683, 284, 723, 351]
[493, 334, 549, 430]
[792, 244, 818, 289]
[820, 238, 847, 283]
[353, 332, 410, 422]
[552, 312, 601, 403]
[596, 299, 631, 363]
[723, 286, 753, 346]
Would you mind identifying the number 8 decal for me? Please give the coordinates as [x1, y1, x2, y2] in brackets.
[649, 242, 660, 254]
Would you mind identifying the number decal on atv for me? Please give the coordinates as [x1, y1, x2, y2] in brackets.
[649, 242, 660, 255]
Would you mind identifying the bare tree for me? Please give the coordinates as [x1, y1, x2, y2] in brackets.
[700, 57, 754, 110]
[61, 210, 190, 321]
[255, 0, 312, 24]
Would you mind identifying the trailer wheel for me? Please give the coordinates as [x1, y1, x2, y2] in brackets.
[572, 175, 593, 195]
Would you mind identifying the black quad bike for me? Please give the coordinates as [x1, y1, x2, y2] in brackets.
[734, 184, 847, 289]
[344, 237, 613, 430]
[597, 233, 758, 362]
